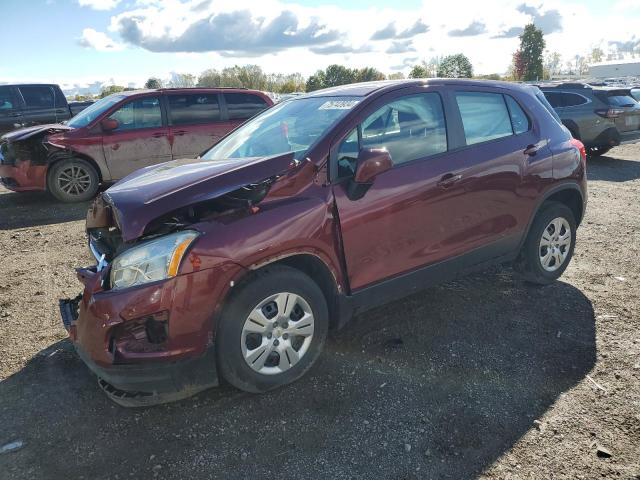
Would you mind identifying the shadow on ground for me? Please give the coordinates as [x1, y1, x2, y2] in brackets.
[587, 156, 640, 182]
[0, 269, 595, 480]
[0, 190, 89, 230]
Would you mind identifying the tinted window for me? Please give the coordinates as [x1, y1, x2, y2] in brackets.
[224, 93, 268, 120]
[456, 92, 512, 145]
[594, 91, 637, 107]
[561, 93, 588, 107]
[0, 87, 15, 110]
[543, 91, 563, 108]
[631, 89, 640, 102]
[505, 96, 530, 134]
[360, 92, 447, 165]
[168, 94, 221, 125]
[109, 96, 162, 131]
[19, 86, 55, 109]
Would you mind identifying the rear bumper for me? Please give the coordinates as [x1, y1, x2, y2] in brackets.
[0, 161, 47, 191]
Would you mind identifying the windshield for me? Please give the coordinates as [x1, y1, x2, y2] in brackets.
[202, 96, 360, 161]
[66, 94, 126, 128]
[631, 89, 640, 102]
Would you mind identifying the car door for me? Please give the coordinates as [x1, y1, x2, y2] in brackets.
[101, 95, 171, 180]
[0, 86, 23, 134]
[17, 85, 65, 126]
[332, 87, 537, 291]
[166, 92, 227, 158]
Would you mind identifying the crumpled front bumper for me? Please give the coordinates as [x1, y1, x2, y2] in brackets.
[0, 161, 47, 191]
[58, 263, 232, 406]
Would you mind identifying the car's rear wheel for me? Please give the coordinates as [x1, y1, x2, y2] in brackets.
[586, 146, 612, 157]
[48, 158, 99, 202]
[216, 266, 328, 393]
[514, 201, 576, 285]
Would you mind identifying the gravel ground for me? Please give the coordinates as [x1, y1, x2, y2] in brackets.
[0, 144, 639, 479]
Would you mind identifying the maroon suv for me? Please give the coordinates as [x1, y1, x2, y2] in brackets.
[0, 88, 272, 202]
[60, 79, 587, 406]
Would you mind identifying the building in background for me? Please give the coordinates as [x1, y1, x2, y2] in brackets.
[589, 59, 640, 79]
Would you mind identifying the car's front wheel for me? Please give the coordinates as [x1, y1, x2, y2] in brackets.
[216, 266, 328, 393]
[47, 158, 99, 202]
[514, 201, 577, 285]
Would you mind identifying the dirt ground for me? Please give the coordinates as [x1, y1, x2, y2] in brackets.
[0, 145, 639, 479]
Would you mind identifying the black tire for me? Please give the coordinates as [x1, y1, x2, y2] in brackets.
[586, 146, 612, 157]
[514, 201, 577, 285]
[47, 158, 99, 202]
[216, 265, 329, 393]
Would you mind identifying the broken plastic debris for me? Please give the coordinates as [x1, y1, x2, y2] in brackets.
[0, 440, 24, 454]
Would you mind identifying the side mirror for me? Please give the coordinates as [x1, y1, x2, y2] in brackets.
[347, 148, 393, 200]
[354, 148, 393, 184]
[100, 118, 119, 132]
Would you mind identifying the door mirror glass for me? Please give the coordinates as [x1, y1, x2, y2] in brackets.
[354, 148, 393, 184]
[101, 118, 119, 132]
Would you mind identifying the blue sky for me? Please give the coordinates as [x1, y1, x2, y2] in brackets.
[1, 0, 639, 92]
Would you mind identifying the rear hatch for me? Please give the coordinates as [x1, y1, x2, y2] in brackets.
[593, 90, 640, 133]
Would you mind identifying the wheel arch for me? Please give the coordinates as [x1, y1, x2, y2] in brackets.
[241, 252, 345, 331]
[521, 183, 585, 253]
[46, 150, 104, 185]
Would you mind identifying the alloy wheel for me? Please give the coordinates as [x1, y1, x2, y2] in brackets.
[539, 217, 572, 272]
[241, 292, 315, 375]
[57, 165, 92, 196]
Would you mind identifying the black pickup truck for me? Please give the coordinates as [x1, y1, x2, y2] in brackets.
[0, 84, 93, 135]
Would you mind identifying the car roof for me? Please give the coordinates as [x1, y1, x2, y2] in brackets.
[302, 78, 534, 98]
[113, 87, 267, 97]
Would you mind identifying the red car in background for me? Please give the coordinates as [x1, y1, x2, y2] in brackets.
[0, 88, 273, 202]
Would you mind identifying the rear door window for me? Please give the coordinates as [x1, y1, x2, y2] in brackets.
[455, 92, 512, 145]
[561, 93, 588, 107]
[224, 93, 269, 120]
[167, 93, 221, 125]
[543, 91, 563, 108]
[109, 96, 162, 131]
[18, 86, 55, 109]
[0, 86, 16, 110]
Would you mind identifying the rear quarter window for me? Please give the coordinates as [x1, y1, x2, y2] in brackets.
[224, 93, 269, 120]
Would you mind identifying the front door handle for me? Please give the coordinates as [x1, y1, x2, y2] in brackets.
[8, 112, 21, 117]
[152, 132, 167, 138]
[437, 173, 462, 188]
[173, 130, 187, 136]
[524, 144, 539, 156]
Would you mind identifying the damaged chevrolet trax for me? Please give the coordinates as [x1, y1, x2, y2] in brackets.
[60, 80, 587, 406]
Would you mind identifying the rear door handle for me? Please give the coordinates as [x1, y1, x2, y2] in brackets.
[8, 112, 21, 117]
[437, 173, 462, 188]
[55, 109, 66, 114]
[524, 144, 539, 156]
[152, 132, 167, 138]
[173, 130, 187, 136]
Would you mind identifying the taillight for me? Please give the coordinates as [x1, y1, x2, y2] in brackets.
[570, 138, 586, 163]
[595, 108, 624, 119]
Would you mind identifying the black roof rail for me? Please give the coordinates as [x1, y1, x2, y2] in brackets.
[158, 87, 250, 91]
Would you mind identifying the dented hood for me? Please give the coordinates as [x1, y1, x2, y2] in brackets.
[103, 152, 298, 242]
[0, 123, 73, 142]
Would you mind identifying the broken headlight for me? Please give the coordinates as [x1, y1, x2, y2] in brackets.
[110, 231, 199, 290]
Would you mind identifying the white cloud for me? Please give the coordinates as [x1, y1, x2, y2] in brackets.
[78, 0, 121, 10]
[71, 0, 640, 76]
[78, 28, 124, 51]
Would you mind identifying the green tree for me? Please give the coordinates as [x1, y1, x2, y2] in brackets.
[197, 68, 222, 87]
[144, 77, 163, 89]
[436, 54, 473, 78]
[305, 71, 326, 92]
[323, 65, 356, 87]
[387, 72, 405, 80]
[169, 73, 196, 88]
[589, 47, 604, 64]
[408, 64, 429, 78]
[99, 85, 125, 98]
[517, 24, 545, 81]
[354, 67, 385, 82]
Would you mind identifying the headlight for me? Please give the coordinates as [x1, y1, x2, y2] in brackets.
[110, 231, 199, 290]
